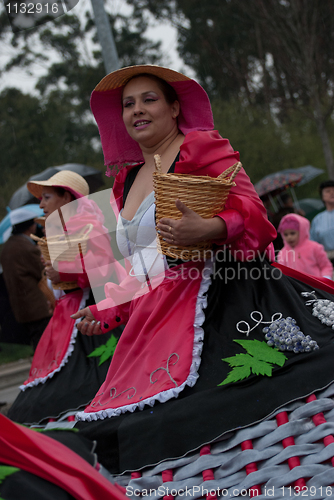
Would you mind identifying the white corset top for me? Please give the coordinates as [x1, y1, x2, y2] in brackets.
[116, 192, 168, 282]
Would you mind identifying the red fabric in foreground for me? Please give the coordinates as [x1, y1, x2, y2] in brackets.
[0, 414, 126, 500]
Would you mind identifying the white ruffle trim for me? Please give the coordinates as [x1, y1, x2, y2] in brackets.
[76, 260, 214, 422]
[20, 289, 89, 391]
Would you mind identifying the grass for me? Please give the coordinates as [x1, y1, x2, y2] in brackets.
[0, 343, 33, 366]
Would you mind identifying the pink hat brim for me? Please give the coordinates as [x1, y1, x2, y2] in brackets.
[90, 80, 214, 169]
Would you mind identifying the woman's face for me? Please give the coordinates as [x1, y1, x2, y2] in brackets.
[122, 76, 180, 149]
[39, 187, 71, 218]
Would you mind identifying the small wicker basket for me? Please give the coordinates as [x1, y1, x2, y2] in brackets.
[31, 224, 93, 290]
[153, 155, 241, 260]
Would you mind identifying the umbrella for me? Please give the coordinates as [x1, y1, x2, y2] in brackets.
[255, 165, 324, 199]
[8, 164, 104, 209]
[296, 198, 324, 213]
[255, 171, 303, 198]
[0, 205, 44, 244]
[296, 198, 325, 219]
[282, 165, 324, 187]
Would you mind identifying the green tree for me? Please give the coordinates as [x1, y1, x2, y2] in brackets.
[242, 0, 334, 179]
[0, 5, 165, 214]
[0, 86, 104, 216]
[212, 98, 326, 196]
[127, 0, 334, 178]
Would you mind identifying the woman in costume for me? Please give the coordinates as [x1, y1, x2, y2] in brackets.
[68, 65, 334, 495]
[8, 170, 125, 426]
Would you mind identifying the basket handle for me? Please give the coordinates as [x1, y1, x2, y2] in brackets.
[30, 234, 45, 244]
[217, 161, 242, 182]
[77, 223, 94, 240]
[154, 154, 162, 173]
[155, 154, 241, 182]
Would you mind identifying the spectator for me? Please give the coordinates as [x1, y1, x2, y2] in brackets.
[277, 213, 333, 279]
[310, 180, 334, 264]
[260, 196, 274, 224]
[0, 218, 51, 350]
[272, 193, 305, 251]
[0, 264, 27, 344]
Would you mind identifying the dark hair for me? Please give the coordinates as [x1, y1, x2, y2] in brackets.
[319, 180, 334, 197]
[53, 186, 76, 201]
[123, 73, 179, 105]
[279, 193, 292, 204]
[12, 218, 36, 235]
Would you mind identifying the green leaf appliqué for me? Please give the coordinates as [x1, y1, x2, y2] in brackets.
[235, 339, 287, 367]
[0, 465, 20, 485]
[87, 334, 118, 365]
[218, 340, 287, 386]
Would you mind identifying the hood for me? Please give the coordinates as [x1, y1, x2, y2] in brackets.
[278, 213, 310, 247]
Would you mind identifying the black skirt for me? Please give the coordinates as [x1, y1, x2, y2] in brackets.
[75, 257, 334, 474]
[8, 288, 123, 425]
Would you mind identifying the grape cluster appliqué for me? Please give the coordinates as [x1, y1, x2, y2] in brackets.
[302, 291, 334, 328]
[262, 317, 319, 353]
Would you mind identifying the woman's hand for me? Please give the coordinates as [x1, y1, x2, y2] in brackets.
[156, 199, 227, 246]
[44, 260, 61, 284]
[71, 307, 103, 337]
[71, 307, 103, 336]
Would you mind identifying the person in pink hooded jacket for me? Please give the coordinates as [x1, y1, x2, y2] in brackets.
[277, 213, 333, 279]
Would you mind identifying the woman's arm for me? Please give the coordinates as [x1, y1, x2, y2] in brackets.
[71, 298, 128, 336]
[158, 131, 276, 259]
[71, 307, 102, 336]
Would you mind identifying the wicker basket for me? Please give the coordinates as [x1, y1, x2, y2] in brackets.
[153, 155, 241, 260]
[31, 224, 93, 290]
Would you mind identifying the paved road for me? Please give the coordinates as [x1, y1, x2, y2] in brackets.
[0, 384, 21, 406]
[0, 359, 31, 415]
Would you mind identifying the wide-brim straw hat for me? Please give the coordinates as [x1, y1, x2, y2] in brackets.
[90, 65, 214, 172]
[27, 170, 89, 200]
